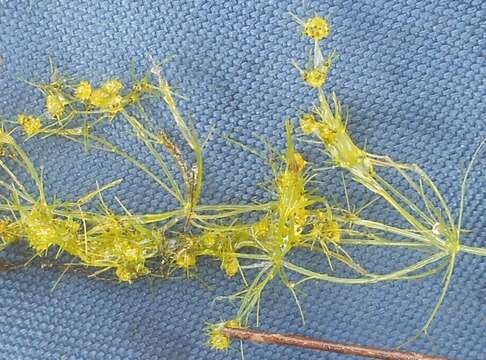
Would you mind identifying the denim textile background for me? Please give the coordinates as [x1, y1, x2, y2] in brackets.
[0, 1, 484, 359]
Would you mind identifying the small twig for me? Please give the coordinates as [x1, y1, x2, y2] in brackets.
[222, 327, 449, 360]
[0, 259, 21, 272]
[0, 258, 118, 283]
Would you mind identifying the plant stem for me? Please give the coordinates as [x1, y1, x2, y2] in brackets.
[459, 244, 486, 256]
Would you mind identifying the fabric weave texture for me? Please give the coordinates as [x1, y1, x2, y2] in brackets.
[0, 0, 484, 359]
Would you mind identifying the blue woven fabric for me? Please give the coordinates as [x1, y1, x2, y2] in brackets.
[0, 0, 485, 359]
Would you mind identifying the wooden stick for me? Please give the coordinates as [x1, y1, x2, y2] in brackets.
[222, 327, 448, 360]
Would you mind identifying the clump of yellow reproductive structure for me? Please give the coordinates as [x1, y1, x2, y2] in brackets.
[17, 114, 42, 136]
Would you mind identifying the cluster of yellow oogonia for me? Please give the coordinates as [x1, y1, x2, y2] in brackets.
[0, 15, 484, 351]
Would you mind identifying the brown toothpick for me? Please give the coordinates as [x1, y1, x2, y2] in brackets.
[222, 327, 448, 360]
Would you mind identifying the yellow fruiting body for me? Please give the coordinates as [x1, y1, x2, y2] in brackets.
[75, 81, 92, 101]
[123, 79, 154, 105]
[0, 219, 22, 245]
[132, 79, 151, 93]
[316, 122, 336, 145]
[21, 204, 80, 255]
[300, 113, 318, 134]
[115, 260, 149, 282]
[222, 252, 239, 277]
[303, 16, 330, 41]
[46, 94, 65, 118]
[101, 79, 123, 95]
[89, 89, 121, 109]
[17, 114, 42, 136]
[253, 216, 269, 238]
[209, 327, 231, 350]
[303, 66, 329, 88]
[113, 239, 149, 281]
[207, 320, 240, 351]
[201, 232, 217, 248]
[89, 80, 124, 115]
[311, 211, 341, 243]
